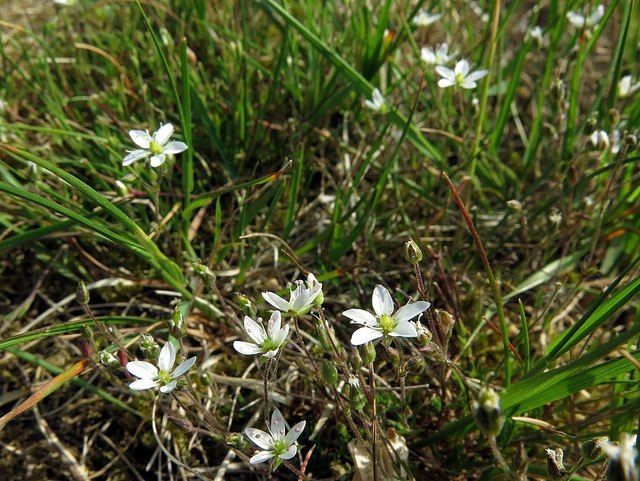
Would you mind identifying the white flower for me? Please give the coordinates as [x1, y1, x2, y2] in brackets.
[233, 311, 289, 359]
[589, 130, 610, 150]
[54, 0, 78, 5]
[126, 341, 196, 393]
[567, 4, 604, 29]
[618, 75, 640, 98]
[123, 123, 188, 168]
[436, 60, 488, 89]
[421, 43, 453, 65]
[343, 285, 430, 346]
[364, 88, 387, 113]
[602, 433, 638, 481]
[262, 274, 323, 316]
[412, 9, 441, 27]
[245, 408, 306, 465]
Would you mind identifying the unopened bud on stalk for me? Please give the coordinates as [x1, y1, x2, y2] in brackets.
[28, 162, 41, 182]
[315, 320, 333, 352]
[349, 384, 367, 412]
[589, 130, 610, 151]
[235, 293, 257, 318]
[99, 350, 119, 368]
[582, 437, 606, 461]
[361, 342, 376, 365]
[226, 432, 248, 450]
[506, 199, 522, 212]
[115, 180, 128, 197]
[404, 239, 423, 265]
[321, 360, 339, 386]
[139, 334, 160, 359]
[168, 307, 187, 339]
[387, 348, 401, 368]
[473, 386, 504, 436]
[545, 448, 567, 480]
[350, 349, 363, 370]
[625, 133, 638, 147]
[76, 281, 90, 305]
[407, 356, 426, 374]
[415, 321, 432, 346]
[436, 309, 455, 339]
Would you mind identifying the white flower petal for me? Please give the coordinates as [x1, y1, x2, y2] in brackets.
[350, 326, 383, 346]
[149, 154, 166, 167]
[153, 123, 174, 145]
[263, 348, 280, 358]
[163, 141, 188, 155]
[129, 378, 159, 390]
[250, 451, 275, 464]
[233, 341, 262, 356]
[279, 445, 298, 460]
[171, 356, 197, 379]
[129, 130, 152, 148]
[270, 408, 287, 441]
[372, 285, 394, 316]
[267, 310, 282, 338]
[122, 149, 151, 166]
[455, 59, 470, 76]
[262, 291, 291, 312]
[390, 321, 418, 338]
[466, 70, 488, 82]
[435, 65, 454, 80]
[394, 301, 430, 323]
[159, 380, 178, 393]
[126, 360, 158, 379]
[243, 316, 267, 344]
[342, 309, 377, 326]
[157, 341, 176, 372]
[273, 324, 290, 346]
[284, 420, 306, 446]
[245, 428, 273, 450]
[438, 79, 455, 88]
[461, 80, 477, 89]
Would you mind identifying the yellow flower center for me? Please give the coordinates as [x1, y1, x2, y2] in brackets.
[378, 314, 397, 334]
[149, 140, 163, 155]
[157, 370, 172, 385]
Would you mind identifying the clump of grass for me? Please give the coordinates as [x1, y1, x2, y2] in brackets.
[1, 0, 640, 479]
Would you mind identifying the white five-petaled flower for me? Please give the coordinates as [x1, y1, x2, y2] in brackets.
[233, 311, 289, 358]
[412, 9, 442, 27]
[566, 4, 604, 29]
[126, 341, 196, 393]
[436, 60, 488, 90]
[123, 123, 188, 168]
[618, 75, 640, 98]
[245, 408, 306, 465]
[602, 433, 638, 481]
[262, 274, 323, 316]
[343, 285, 430, 346]
[421, 43, 453, 65]
[364, 88, 387, 113]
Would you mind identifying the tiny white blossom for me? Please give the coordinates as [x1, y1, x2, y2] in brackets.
[548, 208, 562, 225]
[602, 433, 638, 481]
[618, 75, 640, 98]
[126, 341, 196, 393]
[364, 88, 387, 113]
[343, 285, 430, 346]
[412, 9, 441, 27]
[421, 43, 453, 65]
[567, 4, 604, 29]
[245, 408, 306, 465]
[54, 0, 78, 5]
[262, 274, 323, 316]
[233, 311, 289, 358]
[436, 60, 488, 89]
[123, 123, 188, 168]
[589, 130, 610, 150]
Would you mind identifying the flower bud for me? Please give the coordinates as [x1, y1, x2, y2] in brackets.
[234, 293, 257, 318]
[76, 281, 90, 305]
[582, 437, 606, 461]
[403, 240, 423, 265]
[306, 273, 324, 307]
[98, 350, 119, 369]
[473, 386, 504, 436]
[361, 342, 376, 366]
[506, 199, 522, 212]
[625, 133, 638, 147]
[139, 334, 160, 359]
[168, 307, 187, 339]
[415, 321, 432, 346]
[321, 360, 339, 387]
[315, 320, 334, 352]
[407, 355, 426, 374]
[226, 432, 248, 450]
[28, 162, 41, 182]
[350, 349, 363, 370]
[349, 384, 367, 412]
[387, 347, 401, 369]
[115, 180, 129, 197]
[436, 309, 455, 339]
[546, 448, 567, 480]
[589, 130, 610, 151]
